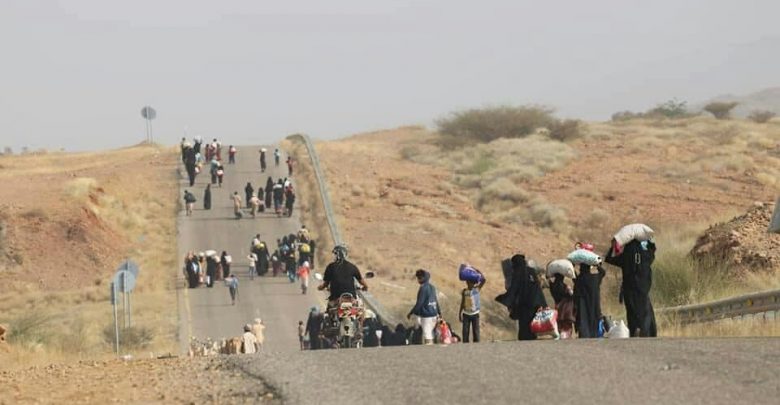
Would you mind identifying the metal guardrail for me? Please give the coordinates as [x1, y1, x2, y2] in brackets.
[659, 289, 780, 324]
[286, 134, 399, 326]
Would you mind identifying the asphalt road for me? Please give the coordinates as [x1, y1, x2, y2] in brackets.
[229, 337, 780, 404]
[177, 145, 321, 353]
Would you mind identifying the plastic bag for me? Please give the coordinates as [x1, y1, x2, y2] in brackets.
[530, 308, 559, 338]
[606, 320, 629, 339]
[546, 259, 576, 279]
[567, 249, 602, 266]
[438, 320, 452, 344]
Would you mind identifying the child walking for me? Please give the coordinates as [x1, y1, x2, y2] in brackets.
[296, 261, 311, 294]
[458, 268, 486, 343]
[298, 321, 305, 350]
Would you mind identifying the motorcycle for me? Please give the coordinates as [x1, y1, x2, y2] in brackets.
[314, 272, 374, 349]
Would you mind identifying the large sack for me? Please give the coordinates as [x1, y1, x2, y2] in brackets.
[546, 259, 576, 279]
[614, 223, 654, 247]
[458, 264, 484, 283]
[567, 249, 602, 266]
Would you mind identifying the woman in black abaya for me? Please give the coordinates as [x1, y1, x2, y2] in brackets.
[497, 254, 547, 340]
[573, 263, 605, 338]
[203, 184, 212, 210]
[265, 177, 274, 208]
[605, 239, 658, 337]
[244, 182, 254, 209]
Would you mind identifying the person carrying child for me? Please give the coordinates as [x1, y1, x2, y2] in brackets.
[458, 266, 486, 343]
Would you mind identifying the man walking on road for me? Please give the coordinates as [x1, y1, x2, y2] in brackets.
[225, 273, 239, 305]
[231, 192, 242, 219]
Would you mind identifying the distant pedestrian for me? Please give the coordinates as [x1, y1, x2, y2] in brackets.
[250, 194, 262, 218]
[203, 184, 212, 210]
[184, 148, 197, 186]
[241, 324, 257, 354]
[260, 148, 267, 173]
[297, 261, 311, 294]
[264, 177, 274, 208]
[210, 157, 219, 185]
[183, 190, 196, 216]
[231, 192, 242, 219]
[459, 268, 486, 343]
[273, 180, 284, 215]
[285, 186, 296, 217]
[216, 163, 225, 187]
[298, 321, 305, 350]
[274, 148, 281, 167]
[271, 252, 282, 277]
[228, 145, 236, 164]
[251, 318, 266, 351]
[286, 156, 294, 176]
[225, 273, 239, 305]
[244, 182, 254, 208]
[221, 251, 232, 278]
[247, 252, 258, 279]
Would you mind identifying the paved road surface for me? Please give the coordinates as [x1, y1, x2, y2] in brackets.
[177, 145, 321, 353]
[229, 337, 780, 404]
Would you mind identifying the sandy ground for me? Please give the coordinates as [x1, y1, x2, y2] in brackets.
[0, 356, 278, 404]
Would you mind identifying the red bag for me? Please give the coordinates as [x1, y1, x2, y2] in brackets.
[438, 320, 453, 344]
[530, 308, 559, 337]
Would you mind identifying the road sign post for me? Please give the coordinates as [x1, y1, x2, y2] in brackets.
[110, 281, 119, 355]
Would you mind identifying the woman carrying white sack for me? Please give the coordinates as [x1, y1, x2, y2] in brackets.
[568, 244, 605, 338]
[547, 259, 575, 339]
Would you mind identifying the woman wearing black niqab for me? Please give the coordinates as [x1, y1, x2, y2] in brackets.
[244, 182, 254, 208]
[203, 184, 212, 210]
[573, 263, 605, 338]
[496, 254, 547, 340]
[265, 177, 274, 208]
[605, 240, 658, 337]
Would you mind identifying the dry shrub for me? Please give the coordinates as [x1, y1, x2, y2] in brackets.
[5, 310, 55, 348]
[548, 119, 583, 142]
[528, 199, 569, 232]
[703, 101, 738, 120]
[748, 110, 776, 124]
[475, 178, 529, 210]
[102, 324, 154, 349]
[20, 208, 48, 220]
[400, 145, 420, 160]
[65, 177, 98, 198]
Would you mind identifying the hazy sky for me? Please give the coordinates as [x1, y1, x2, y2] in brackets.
[1, 0, 779, 151]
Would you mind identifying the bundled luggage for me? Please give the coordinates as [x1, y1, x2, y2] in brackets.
[567, 249, 602, 266]
[530, 307, 559, 338]
[614, 223, 654, 246]
[458, 264, 484, 283]
[546, 259, 576, 279]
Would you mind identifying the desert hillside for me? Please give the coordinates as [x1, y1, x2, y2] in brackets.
[0, 145, 179, 367]
[313, 117, 779, 339]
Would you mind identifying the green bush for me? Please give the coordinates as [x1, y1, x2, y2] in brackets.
[436, 106, 557, 144]
[646, 99, 690, 119]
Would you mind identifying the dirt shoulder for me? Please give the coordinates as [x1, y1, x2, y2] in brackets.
[0, 356, 278, 404]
